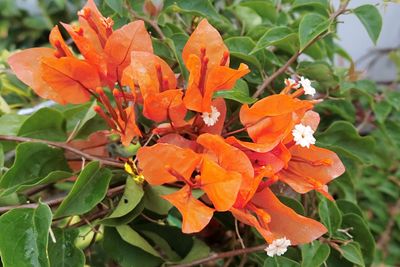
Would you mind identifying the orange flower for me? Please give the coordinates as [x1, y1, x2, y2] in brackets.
[8, 26, 101, 105]
[182, 19, 250, 113]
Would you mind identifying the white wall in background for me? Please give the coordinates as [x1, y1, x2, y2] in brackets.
[335, 0, 400, 82]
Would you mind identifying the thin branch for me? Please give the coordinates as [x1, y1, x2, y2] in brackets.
[0, 197, 64, 214]
[170, 244, 267, 267]
[252, 0, 350, 98]
[0, 135, 124, 168]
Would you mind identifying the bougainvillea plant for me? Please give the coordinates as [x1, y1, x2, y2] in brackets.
[0, 0, 393, 266]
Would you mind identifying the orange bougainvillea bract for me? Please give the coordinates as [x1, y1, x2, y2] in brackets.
[8, 0, 345, 251]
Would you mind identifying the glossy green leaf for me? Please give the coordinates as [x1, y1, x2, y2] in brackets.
[18, 108, 66, 141]
[341, 242, 365, 267]
[144, 185, 178, 215]
[292, 0, 329, 9]
[264, 256, 300, 267]
[0, 202, 52, 267]
[297, 61, 338, 89]
[103, 227, 163, 267]
[253, 26, 299, 54]
[0, 142, 70, 197]
[214, 79, 256, 104]
[301, 241, 330, 267]
[353, 5, 382, 44]
[233, 5, 262, 30]
[336, 200, 363, 217]
[318, 197, 342, 235]
[240, 1, 277, 23]
[106, 178, 144, 218]
[54, 161, 112, 218]
[341, 214, 375, 265]
[299, 13, 330, 51]
[0, 113, 26, 135]
[48, 228, 85, 267]
[116, 225, 161, 257]
[317, 121, 376, 163]
[225, 36, 262, 69]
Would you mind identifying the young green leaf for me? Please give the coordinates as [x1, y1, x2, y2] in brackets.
[299, 13, 330, 51]
[54, 161, 112, 218]
[341, 242, 365, 267]
[318, 197, 342, 235]
[0, 202, 52, 267]
[353, 5, 382, 44]
[301, 241, 330, 267]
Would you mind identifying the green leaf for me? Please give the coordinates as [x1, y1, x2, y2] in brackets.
[65, 101, 97, 139]
[373, 100, 392, 123]
[317, 121, 375, 163]
[214, 79, 256, 104]
[299, 13, 330, 51]
[225, 36, 262, 69]
[233, 5, 262, 30]
[353, 5, 382, 44]
[297, 61, 338, 89]
[18, 108, 67, 141]
[0, 142, 70, 197]
[48, 228, 85, 267]
[54, 161, 112, 218]
[278, 196, 305, 215]
[336, 200, 363, 217]
[253, 26, 299, 54]
[103, 227, 163, 267]
[0, 143, 4, 170]
[116, 225, 161, 257]
[0, 113, 26, 135]
[341, 214, 375, 265]
[301, 241, 330, 267]
[0, 202, 52, 267]
[165, 33, 189, 80]
[385, 91, 400, 111]
[315, 99, 356, 123]
[264, 256, 300, 267]
[293, 0, 329, 9]
[105, 0, 123, 16]
[175, 238, 210, 264]
[144, 185, 178, 215]
[340, 242, 365, 267]
[318, 197, 342, 235]
[106, 178, 144, 218]
[240, 1, 277, 23]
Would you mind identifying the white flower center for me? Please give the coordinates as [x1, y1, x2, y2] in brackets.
[265, 237, 291, 257]
[292, 123, 316, 148]
[299, 76, 316, 96]
[201, 106, 220, 126]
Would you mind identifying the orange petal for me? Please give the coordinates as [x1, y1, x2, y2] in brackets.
[40, 57, 100, 104]
[162, 185, 214, 233]
[143, 89, 186, 125]
[61, 22, 107, 78]
[277, 145, 345, 196]
[7, 48, 65, 103]
[182, 54, 203, 112]
[137, 143, 202, 185]
[157, 133, 199, 151]
[251, 187, 327, 245]
[105, 21, 153, 82]
[240, 95, 312, 126]
[118, 105, 141, 146]
[49, 25, 73, 57]
[182, 19, 229, 70]
[200, 157, 242, 211]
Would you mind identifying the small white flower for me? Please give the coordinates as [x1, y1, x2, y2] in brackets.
[292, 123, 316, 148]
[265, 237, 291, 257]
[285, 78, 300, 89]
[299, 76, 316, 96]
[201, 106, 220, 126]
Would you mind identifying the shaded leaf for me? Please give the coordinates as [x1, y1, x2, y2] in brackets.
[318, 197, 342, 235]
[54, 161, 112, 218]
[353, 5, 382, 44]
[264, 256, 300, 267]
[48, 228, 85, 267]
[116, 225, 161, 257]
[0, 202, 52, 267]
[341, 242, 365, 267]
[299, 14, 330, 51]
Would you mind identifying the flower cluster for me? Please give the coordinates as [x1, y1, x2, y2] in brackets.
[8, 0, 345, 255]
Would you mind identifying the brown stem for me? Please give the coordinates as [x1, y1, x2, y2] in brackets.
[252, 0, 350, 98]
[170, 244, 267, 267]
[0, 135, 124, 168]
